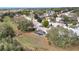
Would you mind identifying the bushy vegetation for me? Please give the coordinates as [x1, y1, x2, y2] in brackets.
[0, 15, 11, 22]
[37, 18, 43, 23]
[18, 10, 31, 16]
[0, 22, 24, 51]
[34, 14, 43, 23]
[42, 20, 49, 27]
[53, 13, 57, 18]
[47, 27, 79, 48]
[0, 8, 79, 50]
[3, 16, 12, 22]
[33, 10, 46, 15]
[63, 15, 77, 25]
[0, 36, 24, 51]
[0, 15, 25, 51]
[2, 13, 15, 18]
[50, 8, 64, 12]
[72, 8, 79, 16]
[0, 23, 15, 38]
[17, 20, 34, 32]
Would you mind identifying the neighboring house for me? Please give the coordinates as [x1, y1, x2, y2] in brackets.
[62, 11, 77, 18]
[47, 10, 55, 16]
[50, 22, 65, 27]
[38, 11, 55, 18]
[68, 13, 77, 18]
[77, 17, 79, 22]
[56, 17, 64, 22]
[69, 27, 79, 36]
[57, 13, 62, 17]
[43, 13, 48, 17]
[62, 12, 70, 16]
[33, 20, 42, 28]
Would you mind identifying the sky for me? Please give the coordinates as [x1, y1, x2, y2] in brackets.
[0, 0, 78, 7]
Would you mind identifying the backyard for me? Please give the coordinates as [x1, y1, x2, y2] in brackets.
[0, 8, 79, 51]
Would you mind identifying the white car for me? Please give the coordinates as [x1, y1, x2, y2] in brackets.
[35, 30, 46, 35]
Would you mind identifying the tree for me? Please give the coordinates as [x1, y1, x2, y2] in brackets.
[53, 13, 57, 18]
[33, 10, 46, 15]
[51, 8, 64, 12]
[47, 27, 79, 48]
[19, 10, 31, 16]
[34, 14, 39, 19]
[63, 15, 77, 25]
[0, 37, 24, 51]
[17, 20, 34, 32]
[42, 20, 49, 27]
[2, 16, 12, 22]
[0, 23, 15, 38]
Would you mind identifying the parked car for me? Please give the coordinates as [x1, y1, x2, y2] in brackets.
[35, 30, 46, 35]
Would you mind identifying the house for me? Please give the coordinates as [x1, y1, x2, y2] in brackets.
[62, 11, 77, 18]
[47, 10, 55, 16]
[50, 22, 65, 27]
[33, 20, 42, 28]
[56, 17, 64, 22]
[77, 17, 79, 22]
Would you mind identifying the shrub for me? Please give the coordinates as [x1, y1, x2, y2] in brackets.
[37, 18, 43, 23]
[2, 16, 12, 22]
[34, 14, 39, 19]
[63, 16, 69, 23]
[3, 13, 15, 18]
[42, 20, 49, 27]
[0, 37, 24, 51]
[34, 14, 43, 23]
[53, 13, 57, 18]
[19, 10, 30, 16]
[63, 15, 77, 25]
[33, 10, 46, 15]
[71, 20, 77, 25]
[0, 16, 11, 22]
[0, 23, 15, 38]
[51, 8, 63, 12]
[17, 20, 34, 32]
[47, 27, 79, 48]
